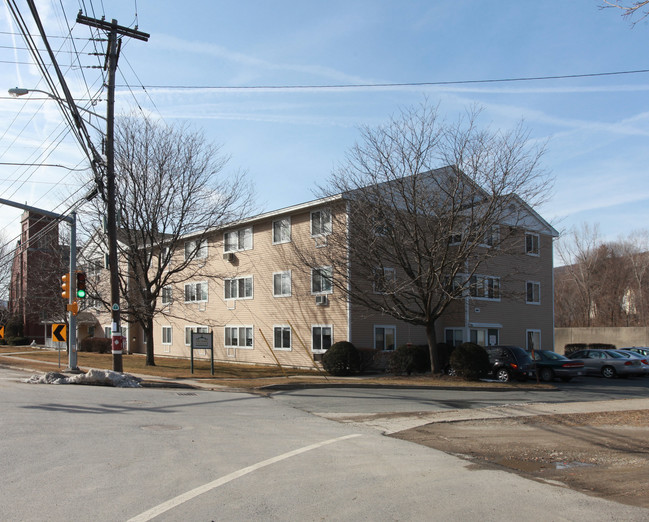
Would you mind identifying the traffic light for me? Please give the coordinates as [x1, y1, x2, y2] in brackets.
[61, 273, 70, 299]
[76, 271, 87, 299]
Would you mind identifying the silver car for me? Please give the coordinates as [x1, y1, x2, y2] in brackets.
[567, 349, 645, 378]
[614, 349, 649, 376]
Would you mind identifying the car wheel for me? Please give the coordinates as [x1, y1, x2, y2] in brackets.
[496, 368, 511, 382]
[539, 367, 554, 382]
[445, 365, 457, 376]
[601, 365, 616, 379]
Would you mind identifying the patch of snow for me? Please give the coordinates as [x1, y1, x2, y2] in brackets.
[25, 369, 141, 388]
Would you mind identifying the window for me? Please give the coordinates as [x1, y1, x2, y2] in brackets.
[272, 217, 291, 244]
[448, 232, 463, 245]
[470, 328, 499, 346]
[312, 325, 332, 352]
[225, 326, 253, 348]
[374, 326, 396, 351]
[104, 326, 111, 338]
[373, 267, 395, 294]
[311, 208, 332, 236]
[162, 286, 172, 305]
[162, 326, 172, 345]
[445, 328, 464, 347]
[527, 330, 541, 351]
[184, 239, 207, 261]
[526, 281, 541, 304]
[470, 275, 500, 300]
[482, 226, 500, 247]
[224, 226, 253, 253]
[273, 271, 291, 297]
[525, 232, 540, 256]
[274, 326, 291, 350]
[184, 281, 208, 302]
[185, 326, 208, 345]
[224, 276, 253, 300]
[311, 267, 333, 294]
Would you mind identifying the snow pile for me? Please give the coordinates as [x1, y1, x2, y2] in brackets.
[25, 369, 141, 388]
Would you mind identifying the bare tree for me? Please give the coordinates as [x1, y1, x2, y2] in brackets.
[297, 103, 551, 373]
[601, 1, 649, 24]
[82, 115, 253, 365]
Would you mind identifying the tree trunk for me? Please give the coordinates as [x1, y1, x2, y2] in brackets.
[425, 321, 441, 374]
[145, 317, 155, 366]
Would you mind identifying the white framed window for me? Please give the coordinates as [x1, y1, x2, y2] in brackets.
[224, 276, 253, 300]
[272, 217, 291, 244]
[273, 271, 291, 297]
[470, 275, 500, 300]
[185, 325, 209, 345]
[445, 328, 464, 347]
[273, 326, 291, 350]
[225, 325, 253, 348]
[312, 325, 332, 353]
[184, 239, 207, 261]
[162, 326, 172, 345]
[104, 326, 111, 338]
[374, 325, 396, 351]
[527, 329, 541, 351]
[525, 232, 540, 256]
[482, 226, 500, 247]
[311, 266, 333, 294]
[448, 231, 463, 245]
[373, 267, 395, 294]
[184, 281, 208, 303]
[311, 208, 332, 237]
[224, 226, 253, 253]
[161, 286, 172, 305]
[526, 281, 541, 304]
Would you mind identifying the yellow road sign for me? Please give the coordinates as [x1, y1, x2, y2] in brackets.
[52, 323, 67, 342]
[0, 326, 4, 339]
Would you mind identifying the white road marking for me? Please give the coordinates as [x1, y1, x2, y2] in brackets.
[128, 433, 362, 521]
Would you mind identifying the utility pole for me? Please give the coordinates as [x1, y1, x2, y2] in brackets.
[77, 13, 149, 372]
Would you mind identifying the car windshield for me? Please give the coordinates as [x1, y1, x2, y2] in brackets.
[510, 346, 532, 363]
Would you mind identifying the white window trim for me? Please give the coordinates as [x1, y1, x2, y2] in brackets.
[525, 232, 540, 256]
[374, 325, 397, 351]
[184, 281, 208, 303]
[445, 328, 464, 346]
[184, 239, 208, 261]
[273, 270, 292, 297]
[373, 267, 396, 294]
[161, 326, 172, 345]
[470, 274, 501, 301]
[224, 325, 254, 349]
[526, 281, 541, 305]
[161, 285, 173, 305]
[310, 208, 332, 237]
[311, 266, 333, 295]
[272, 216, 291, 245]
[311, 324, 333, 353]
[273, 325, 292, 351]
[224, 226, 253, 254]
[224, 275, 254, 300]
[185, 325, 209, 346]
[481, 225, 500, 248]
[526, 329, 542, 351]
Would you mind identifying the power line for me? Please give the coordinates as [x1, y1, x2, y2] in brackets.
[125, 68, 649, 91]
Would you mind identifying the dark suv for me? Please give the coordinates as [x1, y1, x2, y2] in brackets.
[484, 345, 533, 382]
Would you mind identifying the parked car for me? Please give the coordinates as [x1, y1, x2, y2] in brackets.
[613, 349, 649, 376]
[484, 346, 534, 382]
[531, 350, 585, 382]
[619, 347, 649, 358]
[567, 349, 645, 378]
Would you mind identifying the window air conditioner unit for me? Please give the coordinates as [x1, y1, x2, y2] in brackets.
[223, 252, 236, 262]
[315, 295, 329, 306]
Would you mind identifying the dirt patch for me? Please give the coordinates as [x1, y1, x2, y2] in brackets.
[392, 410, 649, 508]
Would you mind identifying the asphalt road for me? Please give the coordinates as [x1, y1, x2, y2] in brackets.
[2, 367, 648, 521]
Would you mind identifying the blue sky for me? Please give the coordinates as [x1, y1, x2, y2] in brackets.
[1, 1, 648, 261]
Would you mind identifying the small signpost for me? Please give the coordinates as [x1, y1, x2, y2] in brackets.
[190, 331, 214, 375]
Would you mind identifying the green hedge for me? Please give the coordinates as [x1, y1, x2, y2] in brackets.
[449, 342, 490, 381]
[388, 344, 430, 375]
[79, 337, 111, 354]
[322, 341, 361, 376]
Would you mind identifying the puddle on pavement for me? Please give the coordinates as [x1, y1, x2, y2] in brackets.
[496, 457, 595, 472]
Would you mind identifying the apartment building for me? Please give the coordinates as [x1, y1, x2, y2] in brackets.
[151, 193, 557, 367]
